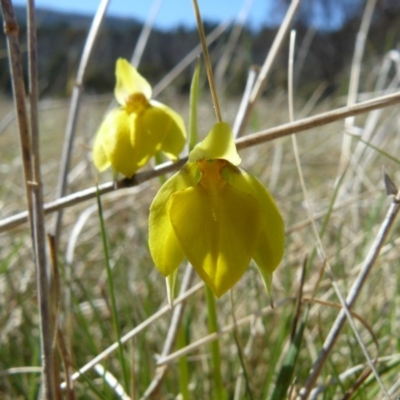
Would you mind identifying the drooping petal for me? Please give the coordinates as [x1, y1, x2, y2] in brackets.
[97, 109, 141, 178]
[189, 121, 241, 166]
[150, 100, 186, 160]
[222, 165, 285, 285]
[114, 59, 152, 105]
[131, 108, 162, 166]
[167, 172, 263, 297]
[92, 116, 111, 172]
[148, 163, 199, 277]
[131, 105, 182, 168]
[255, 261, 273, 303]
[166, 270, 178, 308]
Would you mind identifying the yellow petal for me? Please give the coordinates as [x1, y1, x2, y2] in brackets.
[114, 58, 152, 105]
[167, 163, 262, 297]
[94, 104, 183, 177]
[103, 106, 176, 176]
[135, 104, 185, 165]
[223, 165, 285, 280]
[150, 100, 186, 160]
[256, 266, 273, 305]
[92, 117, 111, 172]
[189, 121, 241, 165]
[97, 109, 141, 177]
[148, 163, 199, 277]
[166, 270, 178, 308]
[128, 105, 180, 169]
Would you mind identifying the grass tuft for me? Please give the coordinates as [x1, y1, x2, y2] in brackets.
[1, 0, 400, 399]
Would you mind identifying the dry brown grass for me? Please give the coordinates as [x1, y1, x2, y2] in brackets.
[1, 0, 400, 398]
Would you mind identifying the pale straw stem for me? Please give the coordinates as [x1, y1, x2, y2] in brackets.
[2, 90, 400, 234]
[192, 0, 223, 122]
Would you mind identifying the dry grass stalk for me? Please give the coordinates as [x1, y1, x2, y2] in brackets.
[141, 264, 195, 399]
[214, 0, 253, 90]
[52, 0, 110, 244]
[1, 0, 55, 397]
[152, 22, 229, 97]
[339, 0, 377, 174]
[1, 1, 400, 397]
[60, 282, 204, 389]
[130, 0, 163, 68]
[300, 188, 400, 398]
[236, 0, 301, 137]
[288, 28, 388, 398]
[1, 88, 400, 234]
[156, 298, 292, 366]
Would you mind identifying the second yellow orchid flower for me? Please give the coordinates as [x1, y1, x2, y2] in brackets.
[93, 58, 186, 178]
[149, 122, 284, 298]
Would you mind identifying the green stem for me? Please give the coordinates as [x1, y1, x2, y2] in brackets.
[205, 286, 226, 400]
[189, 58, 201, 151]
[155, 152, 167, 184]
[178, 324, 190, 400]
[96, 187, 129, 391]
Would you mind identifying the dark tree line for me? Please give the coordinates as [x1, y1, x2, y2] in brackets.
[0, 3, 399, 98]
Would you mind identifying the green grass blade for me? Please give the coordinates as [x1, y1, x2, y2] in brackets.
[352, 135, 400, 165]
[270, 308, 308, 400]
[189, 58, 201, 151]
[232, 327, 254, 400]
[205, 285, 227, 400]
[96, 186, 130, 393]
[178, 320, 191, 400]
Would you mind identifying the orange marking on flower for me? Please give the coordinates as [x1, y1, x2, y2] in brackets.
[125, 92, 148, 114]
[196, 159, 227, 222]
[197, 159, 227, 188]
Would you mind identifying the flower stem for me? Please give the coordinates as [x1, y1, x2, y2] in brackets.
[177, 323, 190, 400]
[192, 0, 222, 123]
[205, 285, 226, 400]
[154, 151, 167, 184]
[96, 187, 130, 391]
[189, 58, 201, 151]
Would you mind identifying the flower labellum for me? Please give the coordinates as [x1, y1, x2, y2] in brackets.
[93, 58, 186, 178]
[149, 122, 284, 299]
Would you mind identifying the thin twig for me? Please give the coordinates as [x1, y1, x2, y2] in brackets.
[152, 22, 229, 97]
[56, 328, 75, 399]
[94, 364, 130, 400]
[232, 65, 258, 137]
[2, 90, 400, 234]
[52, 0, 110, 244]
[1, 0, 56, 398]
[192, 0, 222, 122]
[289, 29, 388, 398]
[0, 1, 33, 211]
[60, 282, 204, 389]
[0, 159, 187, 233]
[28, 0, 56, 395]
[229, 290, 255, 399]
[156, 298, 292, 366]
[140, 265, 195, 399]
[339, 0, 377, 174]
[300, 189, 400, 399]
[236, 0, 301, 136]
[0, 367, 43, 376]
[131, 0, 163, 67]
[214, 0, 254, 90]
[235, 89, 400, 150]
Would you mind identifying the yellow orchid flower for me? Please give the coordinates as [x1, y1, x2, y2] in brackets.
[149, 121, 284, 298]
[93, 58, 186, 178]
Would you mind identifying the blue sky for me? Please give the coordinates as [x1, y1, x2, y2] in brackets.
[11, 0, 286, 30]
[10, 0, 361, 31]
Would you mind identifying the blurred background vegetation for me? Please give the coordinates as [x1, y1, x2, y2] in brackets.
[0, 1, 399, 98]
[1, 0, 400, 398]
